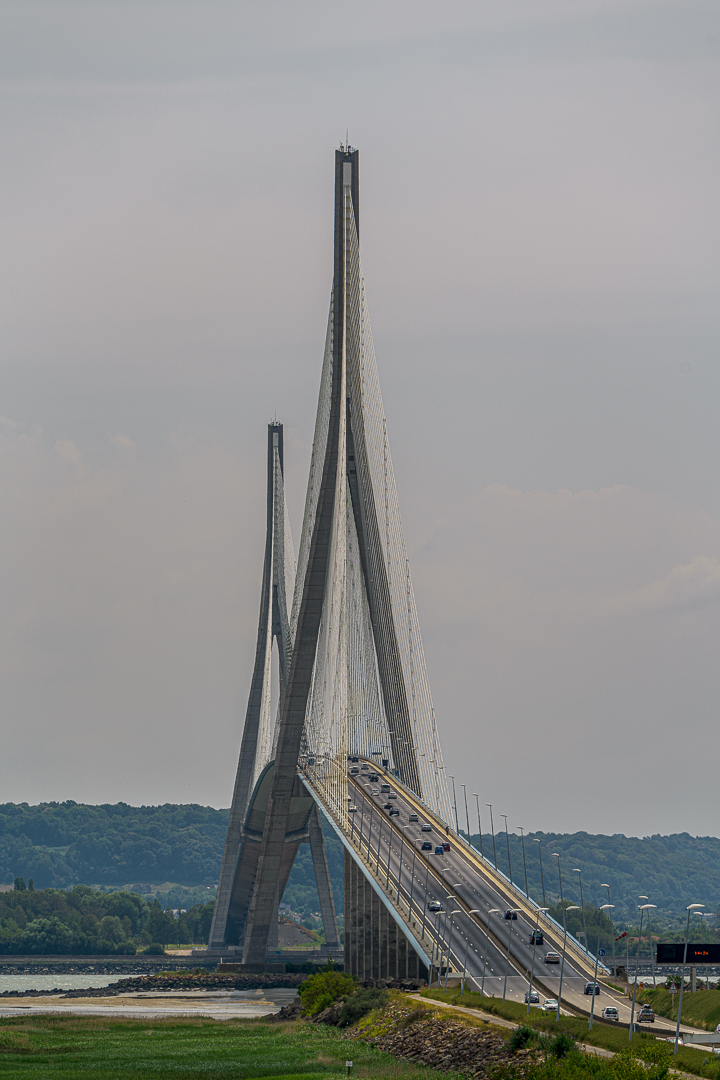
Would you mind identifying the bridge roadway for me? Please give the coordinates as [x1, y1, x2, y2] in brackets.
[343, 763, 678, 1034]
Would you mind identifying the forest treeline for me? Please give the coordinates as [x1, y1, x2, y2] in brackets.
[2, 801, 719, 935]
[0, 880, 214, 954]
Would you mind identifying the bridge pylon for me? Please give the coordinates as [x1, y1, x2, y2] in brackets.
[235, 146, 451, 969]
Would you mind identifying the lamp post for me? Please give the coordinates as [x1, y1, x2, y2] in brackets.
[420, 852, 431, 940]
[638, 895, 653, 989]
[556, 904, 580, 1022]
[552, 852, 569, 1022]
[481, 909, 502, 998]
[403, 827, 416, 923]
[517, 827, 529, 898]
[376, 815, 383, 875]
[461, 909, 481, 996]
[501, 814, 513, 886]
[461, 783, 471, 842]
[439, 893, 456, 983]
[527, 907, 550, 1014]
[449, 775, 459, 833]
[629, 904, 656, 1042]
[486, 804, 497, 869]
[503, 908, 522, 1001]
[445, 909, 463, 991]
[591, 904, 614, 1031]
[601, 884, 615, 977]
[472, 794, 484, 858]
[573, 869, 588, 953]
[533, 839, 546, 906]
[674, 904, 705, 1054]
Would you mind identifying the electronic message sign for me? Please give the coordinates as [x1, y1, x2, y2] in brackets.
[656, 943, 720, 965]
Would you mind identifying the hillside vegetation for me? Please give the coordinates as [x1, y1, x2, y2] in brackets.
[0, 881, 214, 953]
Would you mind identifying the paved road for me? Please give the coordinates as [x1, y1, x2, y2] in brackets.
[347, 764, 691, 1035]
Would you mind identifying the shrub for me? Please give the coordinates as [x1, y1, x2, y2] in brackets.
[509, 1024, 537, 1051]
[142, 943, 165, 955]
[337, 988, 388, 1027]
[296, 968, 356, 1016]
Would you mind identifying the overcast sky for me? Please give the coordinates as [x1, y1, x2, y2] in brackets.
[2, 0, 719, 837]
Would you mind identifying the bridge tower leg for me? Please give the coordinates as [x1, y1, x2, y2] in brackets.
[308, 806, 340, 949]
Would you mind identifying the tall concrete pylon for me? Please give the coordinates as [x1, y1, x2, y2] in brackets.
[209, 422, 340, 953]
[240, 147, 451, 965]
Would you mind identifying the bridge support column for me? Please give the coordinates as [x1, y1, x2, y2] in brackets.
[343, 850, 426, 982]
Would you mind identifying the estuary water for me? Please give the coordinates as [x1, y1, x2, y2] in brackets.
[0, 973, 139, 993]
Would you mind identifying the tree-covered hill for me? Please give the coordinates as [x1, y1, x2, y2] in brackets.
[0, 802, 227, 888]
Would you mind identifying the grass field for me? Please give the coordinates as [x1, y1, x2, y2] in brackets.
[419, 990, 720, 1078]
[639, 988, 720, 1033]
[0, 1016, 467, 1080]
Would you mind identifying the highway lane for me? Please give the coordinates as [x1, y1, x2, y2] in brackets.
[346, 764, 680, 1027]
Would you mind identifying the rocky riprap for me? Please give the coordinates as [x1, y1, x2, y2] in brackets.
[347, 1002, 535, 1078]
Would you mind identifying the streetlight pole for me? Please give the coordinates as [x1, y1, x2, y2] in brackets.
[552, 852, 570, 1022]
[601, 884, 615, 977]
[592, 904, 614, 1031]
[420, 854, 431, 940]
[517, 827, 529, 898]
[403, 828, 417, 924]
[573, 869, 588, 952]
[472, 794, 484, 858]
[487, 804, 497, 869]
[501, 814, 513, 886]
[449, 775, 459, 833]
[534, 839, 546, 906]
[629, 904, 656, 1042]
[481, 909, 501, 998]
[503, 908, 521, 1002]
[461, 909, 481, 996]
[527, 907, 550, 1014]
[445, 909, 463, 991]
[461, 783, 471, 842]
[675, 904, 705, 1055]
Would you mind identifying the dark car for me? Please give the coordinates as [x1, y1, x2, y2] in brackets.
[637, 1006, 655, 1023]
[442, 842, 451, 852]
[529, 930, 544, 945]
[584, 983, 600, 995]
[369, 773, 379, 782]
[351, 756, 359, 763]
[383, 802, 392, 810]
[421, 841, 433, 850]
[504, 909, 518, 920]
[524, 990, 540, 1004]
[434, 845, 444, 854]
[428, 900, 443, 912]
[389, 807, 400, 816]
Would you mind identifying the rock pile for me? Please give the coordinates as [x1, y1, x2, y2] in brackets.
[351, 1002, 533, 1078]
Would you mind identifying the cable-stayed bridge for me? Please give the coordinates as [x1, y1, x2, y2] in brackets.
[205, 147, 616, 1015]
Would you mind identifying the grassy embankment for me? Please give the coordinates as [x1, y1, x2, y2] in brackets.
[420, 989, 720, 1078]
[0, 1015, 465, 1080]
[638, 988, 720, 1032]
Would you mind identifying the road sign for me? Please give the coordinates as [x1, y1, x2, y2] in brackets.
[599, 949, 606, 956]
[657, 943, 720, 965]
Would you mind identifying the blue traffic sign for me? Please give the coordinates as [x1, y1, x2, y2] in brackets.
[598, 949, 606, 956]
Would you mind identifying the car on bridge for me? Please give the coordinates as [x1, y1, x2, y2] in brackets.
[601, 1006, 619, 1021]
[504, 909, 518, 920]
[371, 788, 379, 795]
[361, 763, 369, 770]
[348, 805, 357, 813]
[388, 808, 400, 816]
[434, 845, 445, 854]
[524, 990, 540, 1004]
[381, 783, 391, 793]
[442, 841, 451, 852]
[544, 951, 561, 964]
[636, 1005, 655, 1023]
[388, 792, 397, 799]
[584, 982, 600, 995]
[428, 900, 443, 912]
[350, 766, 360, 774]
[421, 841, 433, 850]
[409, 813, 418, 822]
[369, 773, 379, 782]
[541, 999, 558, 1012]
[529, 930, 544, 944]
[421, 824, 432, 832]
[383, 803, 393, 810]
